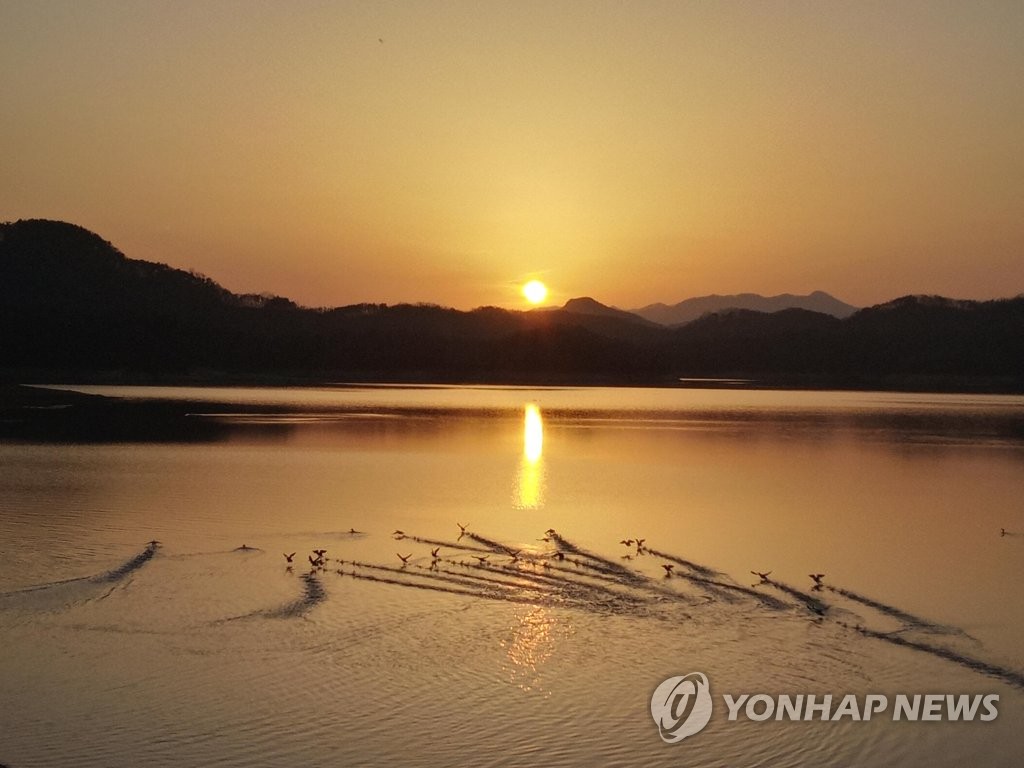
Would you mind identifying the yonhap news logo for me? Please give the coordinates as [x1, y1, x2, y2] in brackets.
[651, 672, 999, 744]
[650, 673, 714, 743]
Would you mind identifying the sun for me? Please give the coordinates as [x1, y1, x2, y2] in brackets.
[522, 280, 548, 305]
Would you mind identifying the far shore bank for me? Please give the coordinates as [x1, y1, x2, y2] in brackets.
[3, 369, 1024, 397]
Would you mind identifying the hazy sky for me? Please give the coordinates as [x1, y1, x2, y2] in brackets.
[3, 1, 1022, 309]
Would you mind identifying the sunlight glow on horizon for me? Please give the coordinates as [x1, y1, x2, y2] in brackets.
[522, 280, 549, 306]
[2, 2, 1022, 309]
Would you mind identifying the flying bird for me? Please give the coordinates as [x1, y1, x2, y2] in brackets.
[809, 573, 825, 586]
[283, 552, 296, 563]
[661, 564, 675, 576]
[472, 555, 490, 565]
[397, 553, 412, 565]
[431, 547, 441, 558]
[751, 570, 772, 583]
[619, 539, 634, 546]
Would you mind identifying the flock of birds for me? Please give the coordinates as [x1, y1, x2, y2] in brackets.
[233, 521, 1019, 593]
[268, 523, 850, 592]
[213, 522, 1024, 689]
[271, 523, 1019, 588]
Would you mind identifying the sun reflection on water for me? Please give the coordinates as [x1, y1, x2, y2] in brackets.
[499, 605, 571, 695]
[514, 403, 545, 509]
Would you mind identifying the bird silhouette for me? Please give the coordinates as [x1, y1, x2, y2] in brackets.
[472, 555, 490, 565]
[661, 564, 675, 576]
[751, 570, 772, 583]
[283, 552, 296, 563]
[809, 573, 825, 585]
[397, 553, 412, 565]
[431, 547, 441, 558]
[619, 539, 634, 546]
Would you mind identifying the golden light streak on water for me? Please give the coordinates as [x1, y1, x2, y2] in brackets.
[515, 403, 545, 509]
[500, 605, 570, 695]
[524, 402, 543, 463]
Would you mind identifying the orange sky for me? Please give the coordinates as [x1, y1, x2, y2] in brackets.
[3, 1, 1022, 310]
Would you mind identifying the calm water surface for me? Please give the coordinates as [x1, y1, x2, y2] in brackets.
[2, 385, 1023, 767]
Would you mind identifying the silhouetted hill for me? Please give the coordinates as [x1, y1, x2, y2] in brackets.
[634, 291, 858, 326]
[662, 299, 1024, 385]
[563, 297, 656, 325]
[666, 308, 843, 375]
[2, 220, 1022, 391]
[556, 297, 662, 343]
[0, 219, 663, 381]
[842, 295, 1024, 377]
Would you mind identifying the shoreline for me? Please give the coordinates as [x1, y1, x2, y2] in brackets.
[4, 369, 1024, 396]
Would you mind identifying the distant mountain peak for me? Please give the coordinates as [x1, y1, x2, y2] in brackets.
[632, 291, 858, 326]
[562, 296, 656, 326]
[563, 296, 611, 312]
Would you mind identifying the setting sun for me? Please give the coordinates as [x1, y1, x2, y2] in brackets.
[522, 280, 548, 305]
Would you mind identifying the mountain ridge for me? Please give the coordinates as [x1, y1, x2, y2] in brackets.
[2, 219, 1022, 391]
[633, 291, 859, 326]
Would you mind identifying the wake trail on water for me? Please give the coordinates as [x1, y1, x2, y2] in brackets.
[0, 542, 161, 614]
[261, 572, 326, 619]
[218, 572, 327, 623]
[853, 625, 1024, 689]
[23, 528, 1014, 690]
[312, 526, 1024, 689]
[763, 579, 830, 616]
[343, 559, 653, 614]
[644, 547, 723, 578]
[548, 533, 645, 583]
[402, 534, 494, 555]
[92, 543, 159, 582]
[826, 585, 970, 637]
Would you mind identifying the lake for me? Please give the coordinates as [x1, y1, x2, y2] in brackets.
[1, 384, 1023, 767]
